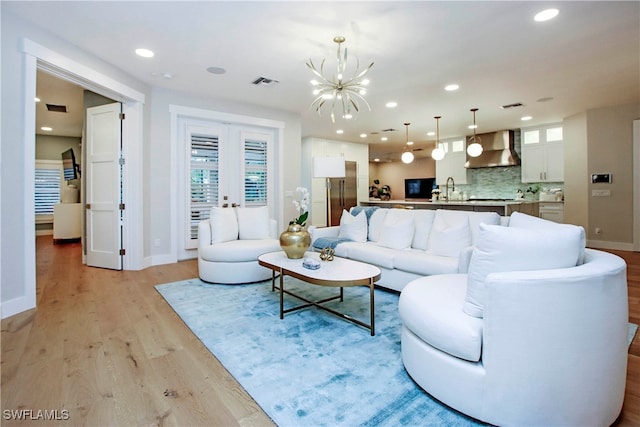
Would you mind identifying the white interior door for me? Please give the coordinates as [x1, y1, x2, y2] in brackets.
[86, 102, 122, 270]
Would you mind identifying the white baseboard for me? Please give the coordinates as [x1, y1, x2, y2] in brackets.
[587, 240, 635, 252]
[35, 229, 53, 236]
[1, 296, 35, 320]
[150, 254, 178, 266]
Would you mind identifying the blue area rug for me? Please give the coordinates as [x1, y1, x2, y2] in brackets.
[156, 277, 483, 426]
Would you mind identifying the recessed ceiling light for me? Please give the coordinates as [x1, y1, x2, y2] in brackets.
[41, 126, 53, 132]
[381, 137, 388, 141]
[427, 131, 435, 136]
[374, 158, 380, 162]
[468, 124, 478, 130]
[407, 141, 414, 146]
[521, 115, 533, 121]
[34, 97, 41, 102]
[135, 48, 154, 58]
[207, 66, 227, 75]
[360, 133, 367, 138]
[534, 8, 559, 22]
[385, 101, 398, 108]
[336, 129, 344, 134]
[444, 84, 459, 91]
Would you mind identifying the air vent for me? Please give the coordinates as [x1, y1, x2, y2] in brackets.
[500, 102, 524, 110]
[46, 104, 67, 113]
[381, 128, 398, 133]
[251, 76, 279, 86]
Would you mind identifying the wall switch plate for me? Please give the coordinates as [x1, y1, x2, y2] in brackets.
[592, 189, 611, 197]
[591, 173, 612, 183]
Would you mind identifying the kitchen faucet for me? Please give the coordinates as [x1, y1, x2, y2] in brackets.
[445, 176, 455, 202]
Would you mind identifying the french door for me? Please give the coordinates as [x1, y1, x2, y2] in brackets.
[178, 117, 275, 258]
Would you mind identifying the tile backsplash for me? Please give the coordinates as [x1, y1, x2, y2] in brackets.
[453, 166, 563, 200]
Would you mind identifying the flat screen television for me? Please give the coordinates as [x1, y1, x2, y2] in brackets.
[61, 148, 78, 181]
[404, 178, 436, 199]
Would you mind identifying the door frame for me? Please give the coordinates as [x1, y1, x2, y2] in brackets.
[11, 38, 145, 318]
[634, 119, 639, 251]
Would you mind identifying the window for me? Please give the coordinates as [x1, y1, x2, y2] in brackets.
[35, 160, 63, 222]
[189, 133, 219, 240]
[244, 138, 268, 206]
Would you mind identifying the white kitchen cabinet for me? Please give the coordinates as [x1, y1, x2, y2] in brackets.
[521, 124, 564, 183]
[539, 202, 564, 223]
[435, 138, 468, 186]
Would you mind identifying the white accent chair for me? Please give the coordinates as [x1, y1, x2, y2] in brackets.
[399, 213, 628, 426]
[53, 203, 82, 242]
[198, 206, 281, 284]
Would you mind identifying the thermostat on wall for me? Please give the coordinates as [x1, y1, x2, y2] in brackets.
[591, 173, 612, 183]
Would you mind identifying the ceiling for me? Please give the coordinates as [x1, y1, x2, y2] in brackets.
[12, 1, 639, 162]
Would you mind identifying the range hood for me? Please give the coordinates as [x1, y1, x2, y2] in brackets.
[464, 130, 520, 168]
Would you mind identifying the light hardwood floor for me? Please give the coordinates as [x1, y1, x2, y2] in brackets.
[1, 237, 640, 426]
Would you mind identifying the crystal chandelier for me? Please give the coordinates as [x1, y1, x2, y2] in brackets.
[401, 123, 415, 164]
[307, 36, 374, 123]
[431, 116, 445, 160]
[467, 108, 483, 157]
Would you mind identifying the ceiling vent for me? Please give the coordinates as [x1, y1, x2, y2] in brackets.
[500, 102, 524, 110]
[381, 128, 398, 133]
[251, 76, 279, 86]
[46, 104, 67, 113]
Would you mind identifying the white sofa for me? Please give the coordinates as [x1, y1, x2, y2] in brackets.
[399, 212, 628, 426]
[198, 206, 281, 284]
[309, 207, 506, 292]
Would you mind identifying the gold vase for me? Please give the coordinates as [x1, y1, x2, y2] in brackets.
[279, 223, 311, 259]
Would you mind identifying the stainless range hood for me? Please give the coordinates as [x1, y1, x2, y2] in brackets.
[464, 130, 520, 168]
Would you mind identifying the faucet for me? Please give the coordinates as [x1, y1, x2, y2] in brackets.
[445, 176, 455, 202]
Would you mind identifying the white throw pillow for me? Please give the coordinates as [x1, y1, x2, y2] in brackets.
[338, 209, 368, 242]
[367, 209, 388, 242]
[377, 209, 415, 250]
[463, 223, 584, 318]
[411, 210, 436, 250]
[209, 207, 238, 243]
[427, 213, 471, 257]
[236, 206, 271, 240]
[508, 211, 586, 263]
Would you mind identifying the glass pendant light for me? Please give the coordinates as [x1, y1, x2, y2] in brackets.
[401, 122, 414, 164]
[431, 116, 445, 161]
[467, 108, 483, 157]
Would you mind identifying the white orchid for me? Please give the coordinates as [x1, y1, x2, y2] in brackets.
[291, 187, 310, 226]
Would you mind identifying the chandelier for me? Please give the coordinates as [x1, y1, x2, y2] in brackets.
[306, 36, 374, 123]
[467, 108, 483, 157]
[431, 116, 445, 160]
[401, 123, 415, 164]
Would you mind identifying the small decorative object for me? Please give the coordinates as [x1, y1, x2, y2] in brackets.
[280, 187, 311, 259]
[431, 188, 441, 201]
[370, 180, 391, 201]
[319, 247, 335, 262]
[302, 257, 321, 270]
[526, 184, 541, 200]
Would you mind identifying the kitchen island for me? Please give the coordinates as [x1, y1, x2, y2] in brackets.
[361, 199, 540, 216]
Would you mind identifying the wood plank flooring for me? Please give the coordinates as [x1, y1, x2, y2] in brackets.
[1, 237, 640, 426]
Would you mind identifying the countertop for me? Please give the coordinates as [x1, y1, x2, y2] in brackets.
[364, 199, 558, 206]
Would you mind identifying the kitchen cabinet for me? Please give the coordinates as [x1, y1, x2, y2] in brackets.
[435, 137, 468, 187]
[521, 124, 564, 183]
[539, 202, 564, 223]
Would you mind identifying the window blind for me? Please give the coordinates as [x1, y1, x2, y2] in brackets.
[190, 134, 219, 240]
[35, 161, 62, 216]
[244, 138, 268, 206]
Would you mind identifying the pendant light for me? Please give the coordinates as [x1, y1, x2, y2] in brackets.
[431, 116, 445, 161]
[466, 108, 483, 158]
[401, 122, 415, 164]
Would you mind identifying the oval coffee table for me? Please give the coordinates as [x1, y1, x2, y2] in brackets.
[258, 251, 381, 335]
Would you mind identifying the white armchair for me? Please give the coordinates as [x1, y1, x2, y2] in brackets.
[399, 214, 628, 426]
[198, 206, 281, 284]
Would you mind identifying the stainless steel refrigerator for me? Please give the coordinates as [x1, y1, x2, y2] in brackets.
[328, 161, 358, 226]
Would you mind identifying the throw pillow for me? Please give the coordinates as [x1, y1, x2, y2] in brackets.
[463, 223, 584, 318]
[236, 206, 271, 240]
[411, 210, 436, 250]
[209, 207, 238, 243]
[338, 209, 368, 242]
[508, 211, 586, 263]
[367, 209, 388, 242]
[427, 213, 471, 257]
[377, 209, 415, 250]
